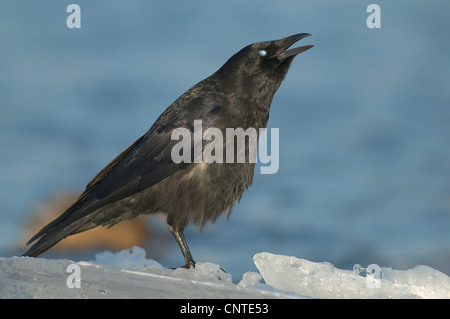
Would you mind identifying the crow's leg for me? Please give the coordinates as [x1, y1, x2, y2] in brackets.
[168, 224, 196, 269]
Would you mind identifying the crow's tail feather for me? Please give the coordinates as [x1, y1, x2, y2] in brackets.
[23, 214, 95, 257]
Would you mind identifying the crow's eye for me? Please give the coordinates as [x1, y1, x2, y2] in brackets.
[258, 50, 267, 57]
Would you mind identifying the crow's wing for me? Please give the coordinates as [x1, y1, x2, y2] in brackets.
[24, 93, 227, 256]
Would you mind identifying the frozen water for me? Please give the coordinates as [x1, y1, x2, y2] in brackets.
[237, 272, 262, 288]
[90, 246, 164, 271]
[0, 248, 298, 298]
[0, 257, 295, 298]
[168, 262, 233, 284]
[92, 246, 232, 283]
[1, 248, 449, 298]
[254, 252, 450, 299]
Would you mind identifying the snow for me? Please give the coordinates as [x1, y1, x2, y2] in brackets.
[0, 247, 448, 298]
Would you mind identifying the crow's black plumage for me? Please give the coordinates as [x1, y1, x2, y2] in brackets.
[24, 34, 313, 267]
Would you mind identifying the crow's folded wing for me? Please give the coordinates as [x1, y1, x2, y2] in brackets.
[24, 93, 228, 254]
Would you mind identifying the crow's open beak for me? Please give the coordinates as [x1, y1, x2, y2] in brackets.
[272, 33, 314, 60]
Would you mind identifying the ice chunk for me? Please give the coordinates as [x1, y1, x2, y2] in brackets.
[254, 252, 450, 299]
[91, 246, 164, 271]
[237, 271, 262, 287]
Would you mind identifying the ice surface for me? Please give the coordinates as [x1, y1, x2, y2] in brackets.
[92, 246, 233, 283]
[1, 248, 448, 298]
[254, 252, 450, 299]
[91, 246, 164, 271]
[0, 247, 297, 298]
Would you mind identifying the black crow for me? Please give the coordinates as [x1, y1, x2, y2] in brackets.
[24, 34, 313, 268]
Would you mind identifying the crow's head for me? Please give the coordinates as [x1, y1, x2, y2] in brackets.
[217, 33, 313, 90]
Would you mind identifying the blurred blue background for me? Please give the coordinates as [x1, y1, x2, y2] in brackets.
[1, 0, 449, 281]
